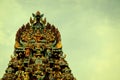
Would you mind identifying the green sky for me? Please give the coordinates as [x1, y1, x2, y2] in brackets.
[0, 0, 120, 80]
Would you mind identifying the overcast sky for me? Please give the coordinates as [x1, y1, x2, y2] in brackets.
[0, 0, 120, 80]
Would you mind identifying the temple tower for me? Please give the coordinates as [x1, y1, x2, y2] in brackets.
[1, 11, 76, 80]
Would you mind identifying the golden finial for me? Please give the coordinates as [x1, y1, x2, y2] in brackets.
[36, 11, 40, 15]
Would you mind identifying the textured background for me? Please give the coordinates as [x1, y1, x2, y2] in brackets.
[0, 0, 120, 80]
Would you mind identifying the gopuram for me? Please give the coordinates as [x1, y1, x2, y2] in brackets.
[1, 11, 76, 80]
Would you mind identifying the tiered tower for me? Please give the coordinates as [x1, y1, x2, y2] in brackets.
[1, 11, 76, 80]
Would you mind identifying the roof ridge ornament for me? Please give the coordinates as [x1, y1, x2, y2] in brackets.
[32, 11, 44, 23]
